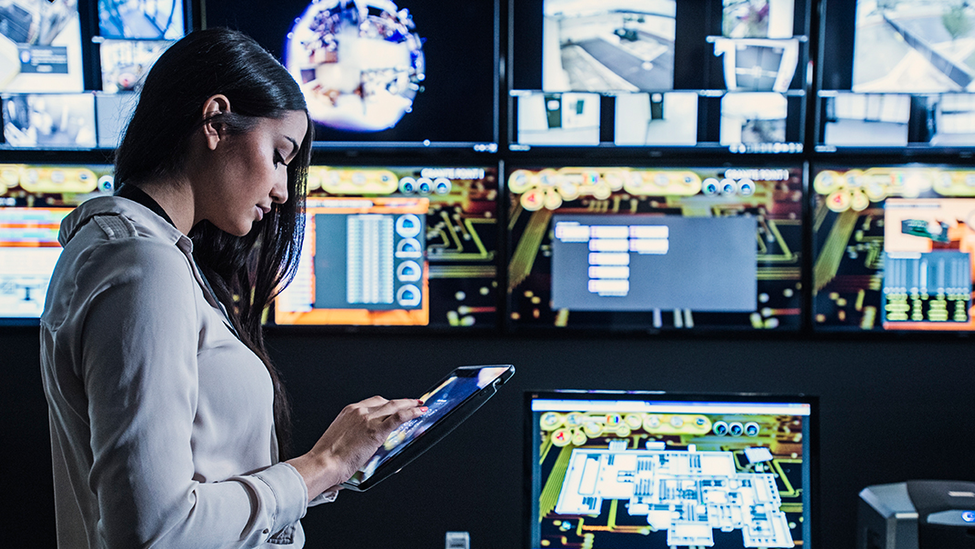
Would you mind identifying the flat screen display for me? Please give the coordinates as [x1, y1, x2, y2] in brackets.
[272, 164, 499, 329]
[816, 0, 975, 151]
[812, 163, 975, 332]
[509, 0, 809, 152]
[204, 0, 498, 148]
[94, 0, 190, 93]
[525, 390, 817, 549]
[97, 0, 185, 40]
[506, 164, 803, 332]
[1, 93, 97, 148]
[0, 163, 114, 323]
[0, 0, 84, 94]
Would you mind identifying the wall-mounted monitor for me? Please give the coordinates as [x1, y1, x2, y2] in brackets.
[1, 93, 98, 148]
[93, 0, 193, 94]
[525, 390, 817, 549]
[509, 0, 809, 153]
[271, 163, 499, 329]
[812, 163, 975, 332]
[0, 1, 85, 94]
[204, 0, 498, 150]
[0, 163, 114, 324]
[816, 0, 975, 152]
[97, 0, 186, 41]
[506, 163, 804, 332]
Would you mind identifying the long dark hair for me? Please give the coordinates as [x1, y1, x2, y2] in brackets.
[114, 28, 313, 460]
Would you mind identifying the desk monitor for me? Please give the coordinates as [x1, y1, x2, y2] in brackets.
[812, 163, 975, 332]
[525, 390, 817, 549]
[506, 164, 803, 332]
[0, 163, 114, 323]
[272, 164, 499, 329]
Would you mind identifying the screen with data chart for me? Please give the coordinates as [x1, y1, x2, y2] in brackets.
[812, 164, 975, 332]
[272, 164, 499, 329]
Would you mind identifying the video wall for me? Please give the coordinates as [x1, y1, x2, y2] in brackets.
[4, 0, 975, 335]
[510, 0, 809, 152]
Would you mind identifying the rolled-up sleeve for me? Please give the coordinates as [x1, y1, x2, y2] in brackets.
[77, 237, 307, 548]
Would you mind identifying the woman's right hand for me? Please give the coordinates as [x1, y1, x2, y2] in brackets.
[286, 396, 426, 501]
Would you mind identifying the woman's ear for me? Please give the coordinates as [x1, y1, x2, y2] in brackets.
[201, 94, 232, 151]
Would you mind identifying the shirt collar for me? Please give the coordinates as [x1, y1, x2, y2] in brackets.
[114, 183, 178, 229]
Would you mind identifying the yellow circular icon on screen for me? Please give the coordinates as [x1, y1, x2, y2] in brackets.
[583, 421, 602, 438]
[544, 188, 563, 210]
[551, 428, 572, 447]
[826, 190, 851, 213]
[540, 412, 563, 431]
[566, 412, 585, 427]
[572, 430, 588, 446]
[521, 188, 544, 212]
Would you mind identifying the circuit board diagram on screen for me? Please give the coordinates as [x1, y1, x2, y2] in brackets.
[555, 444, 794, 548]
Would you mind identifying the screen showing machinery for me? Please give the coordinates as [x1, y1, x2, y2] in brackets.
[272, 164, 499, 329]
[204, 0, 497, 148]
[509, 0, 808, 152]
[506, 165, 803, 332]
[816, 0, 975, 151]
[812, 164, 975, 332]
[526, 390, 816, 549]
[0, 163, 114, 323]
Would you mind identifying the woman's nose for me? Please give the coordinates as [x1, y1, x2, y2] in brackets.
[271, 175, 288, 204]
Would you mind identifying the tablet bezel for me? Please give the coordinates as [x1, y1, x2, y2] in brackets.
[341, 364, 515, 492]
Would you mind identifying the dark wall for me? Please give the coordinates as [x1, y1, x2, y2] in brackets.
[8, 326, 975, 549]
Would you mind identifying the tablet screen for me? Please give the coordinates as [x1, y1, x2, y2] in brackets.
[354, 365, 513, 485]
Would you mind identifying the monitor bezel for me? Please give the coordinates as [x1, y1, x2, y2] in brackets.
[522, 388, 820, 549]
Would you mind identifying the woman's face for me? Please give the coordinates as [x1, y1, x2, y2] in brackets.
[198, 110, 308, 237]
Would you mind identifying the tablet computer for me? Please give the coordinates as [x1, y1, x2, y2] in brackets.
[341, 364, 515, 492]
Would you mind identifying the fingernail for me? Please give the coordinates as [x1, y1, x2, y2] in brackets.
[420, 406, 428, 413]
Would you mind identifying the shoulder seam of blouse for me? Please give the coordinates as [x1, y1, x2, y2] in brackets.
[92, 214, 138, 241]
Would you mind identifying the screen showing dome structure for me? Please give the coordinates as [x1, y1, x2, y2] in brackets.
[285, 0, 425, 132]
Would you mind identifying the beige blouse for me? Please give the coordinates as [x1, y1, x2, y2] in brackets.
[39, 196, 328, 548]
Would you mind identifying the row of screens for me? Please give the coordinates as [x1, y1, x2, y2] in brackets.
[5, 161, 975, 336]
[7, 0, 975, 152]
[0, 0, 189, 94]
[524, 390, 817, 549]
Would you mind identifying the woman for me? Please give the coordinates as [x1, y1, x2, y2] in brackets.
[39, 28, 425, 548]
